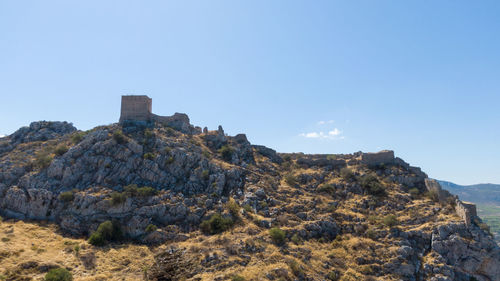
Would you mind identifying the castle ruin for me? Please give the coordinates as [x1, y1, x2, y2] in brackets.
[119, 95, 201, 134]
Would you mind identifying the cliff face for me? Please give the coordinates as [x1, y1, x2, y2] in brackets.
[0, 120, 499, 281]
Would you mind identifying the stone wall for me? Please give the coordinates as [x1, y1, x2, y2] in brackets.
[424, 179, 478, 227]
[119, 95, 152, 122]
[455, 200, 477, 227]
[359, 150, 395, 166]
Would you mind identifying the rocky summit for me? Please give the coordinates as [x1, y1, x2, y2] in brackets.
[0, 117, 499, 281]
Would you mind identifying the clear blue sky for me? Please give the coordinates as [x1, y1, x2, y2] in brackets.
[1, 1, 499, 185]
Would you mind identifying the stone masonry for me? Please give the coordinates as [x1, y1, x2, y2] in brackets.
[119, 95, 152, 122]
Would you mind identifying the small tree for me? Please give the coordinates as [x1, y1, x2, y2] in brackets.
[113, 130, 127, 144]
[269, 227, 286, 245]
[200, 213, 233, 235]
[218, 145, 234, 161]
[45, 268, 73, 281]
[59, 191, 74, 202]
[54, 145, 69, 156]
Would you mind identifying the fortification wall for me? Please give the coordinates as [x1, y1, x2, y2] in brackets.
[360, 150, 395, 166]
[455, 200, 477, 227]
[119, 95, 152, 122]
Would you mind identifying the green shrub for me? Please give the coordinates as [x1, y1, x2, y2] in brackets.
[284, 174, 298, 187]
[226, 198, 241, 220]
[59, 191, 74, 202]
[201, 169, 210, 181]
[200, 213, 233, 234]
[143, 152, 155, 160]
[54, 145, 69, 156]
[340, 167, 355, 181]
[88, 231, 105, 246]
[144, 129, 154, 139]
[231, 275, 245, 281]
[165, 156, 175, 165]
[382, 215, 398, 227]
[409, 188, 420, 197]
[111, 192, 126, 205]
[88, 220, 122, 246]
[288, 260, 303, 276]
[269, 227, 286, 245]
[145, 224, 157, 233]
[218, 145, 234, 161]
[317, 184, 335, 194]
[71, 132, 85, 144]
[360, 174, 386, 197]
[365, 228, 377, 240]
[243, 204, 253, 213]
[291, 233, 302, 245]
[282, 154, 292, 162]
[34, 151, 53, 169]
[44, 267, 73, 281]
[327, 154, 337, 161]
[202, 150, 211, 158]
[113, 130, 127, 144]
[123, 185, 157, 197]
[326, 271, 339, 281]
[137, 186, 157, 197]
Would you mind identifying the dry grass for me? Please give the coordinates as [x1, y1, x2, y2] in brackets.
[0, 219, 155, 281]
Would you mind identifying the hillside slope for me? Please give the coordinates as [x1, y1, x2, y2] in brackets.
[0, 120, 499, 281]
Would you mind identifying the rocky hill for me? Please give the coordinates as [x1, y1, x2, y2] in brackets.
[0, 120, 499, 281]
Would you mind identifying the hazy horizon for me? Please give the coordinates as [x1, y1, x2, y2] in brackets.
[1, 1, 500, 185]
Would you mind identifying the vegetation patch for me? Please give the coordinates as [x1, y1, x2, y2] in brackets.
[360, 174, 386, 197]
[218, 145, 234, 162]
[59, 191, 74, 202]
[88, 220, 122, 246]
[45, 267, 73, 281]
[269, 227, 286, 245]
[200, 213, 234, 235]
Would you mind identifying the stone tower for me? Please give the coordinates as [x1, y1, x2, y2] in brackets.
[119, 95, 152, 123]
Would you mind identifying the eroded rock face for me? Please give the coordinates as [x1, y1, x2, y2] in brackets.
[424, 222, 500, 281]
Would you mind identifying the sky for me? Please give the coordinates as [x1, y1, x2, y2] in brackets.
[1, 1, 499, 185]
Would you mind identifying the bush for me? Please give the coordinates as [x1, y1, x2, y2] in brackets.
[365, 228, 377, 240]
[200, 213, 233, 235]
[88, 231, 105, 246]
[34, 151, 53, 169]
[382, 215, 398, 227]
[143, 152, 155, 160]
[340, 167, 355, 181]
[145, 224, 157, 233]
[288, 260, 303, 276]
[360, 174, 386, 197]
[318, 184, 335, 194]
[59, 191, 74, 202]
[123, 184, 157, 197]
[88, 220, 122, 246]
[165, 156, 175, 165]
[218, 145, 234, 161]
[144, 129, 154, 139]
[113, 130, 127, 144]
[284, 174, 298, 187]
[291, 233, 302, 245]
[226, 198, 241, 219]
[45, 267, 73, 281]
[111, 192, 126, 205]
[409, 188, 420, 197]
[201, 169, 210, 181]
[231, 275, 245, 281]
[54, 145, 69, 156]
[269, 227, 286, 245]
[243, 204, 253, 213]
[71, 132, 85, 144]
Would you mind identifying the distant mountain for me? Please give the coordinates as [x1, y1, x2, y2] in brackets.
[438, 180, 500, 204]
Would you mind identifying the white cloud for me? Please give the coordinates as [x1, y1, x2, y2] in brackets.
[317, 120, 334, 125]
[0, 134, 4, 138]
[299, 128, 344, 140]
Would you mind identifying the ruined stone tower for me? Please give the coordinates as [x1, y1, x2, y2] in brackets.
[119, 95, 152, 123]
